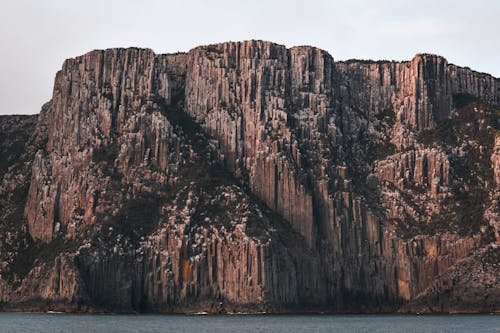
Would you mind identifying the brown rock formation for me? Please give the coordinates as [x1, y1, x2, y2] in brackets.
[0, 41, 498, 313]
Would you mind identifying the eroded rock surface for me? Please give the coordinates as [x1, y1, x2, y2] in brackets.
[0, 41, 498, 313]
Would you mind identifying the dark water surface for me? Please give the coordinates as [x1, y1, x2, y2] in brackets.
[0, 313, 498, 333]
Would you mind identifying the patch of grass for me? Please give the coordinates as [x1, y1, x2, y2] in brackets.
[374, 108, 396, 126]
[413, 96, 499, 237]
[417, 96, 499, 149]
[342, 59, 394, 65]
[8, 235, 79, 285]
[205, 45, 224, 54]
[92, 144, 118, 164]
[453, 93, 480, 108]
[101, 192, 161, 245]
[0, 116, 36, 177]
[481, 246, 500, 265]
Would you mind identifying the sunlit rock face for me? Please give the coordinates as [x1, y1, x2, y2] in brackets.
[0, 41, 498, 313]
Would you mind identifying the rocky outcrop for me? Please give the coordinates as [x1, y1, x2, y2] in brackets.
[449, 65, 500, 105]
[335, 54, 452, 133]
[184, 41, 331, 245]
[492, 135, 500, 186]
[401, 245, 500, 313]
[0, 41, 498, 313]
[488, 135, 500, 241]
[25, 49, 188, 243]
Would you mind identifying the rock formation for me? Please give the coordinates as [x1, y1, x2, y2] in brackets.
[0, 41, 498, 313]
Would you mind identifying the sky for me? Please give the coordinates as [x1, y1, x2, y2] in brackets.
[0, 0, 499, 115]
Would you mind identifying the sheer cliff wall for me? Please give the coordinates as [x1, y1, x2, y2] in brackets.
[0, 41, 498, 313]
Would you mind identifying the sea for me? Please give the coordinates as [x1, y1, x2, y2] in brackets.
[0, 313, 498, 333]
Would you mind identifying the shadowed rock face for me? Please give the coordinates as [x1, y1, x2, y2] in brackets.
[0, 41, 498, 313]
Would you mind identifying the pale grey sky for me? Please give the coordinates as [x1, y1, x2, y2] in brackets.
[1, 0, 499, 115]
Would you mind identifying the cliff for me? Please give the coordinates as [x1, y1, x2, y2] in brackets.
[0, 41, 498, 313]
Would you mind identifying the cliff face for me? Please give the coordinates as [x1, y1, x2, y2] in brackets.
[0, 41, 498, 313]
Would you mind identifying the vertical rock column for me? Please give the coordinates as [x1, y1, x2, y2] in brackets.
[25, 49, 185, 242]
[184, 41, 317, 245]
[396, 54, 453, 130]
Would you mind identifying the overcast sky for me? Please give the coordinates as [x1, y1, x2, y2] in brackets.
[1, 0, 499, 115]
